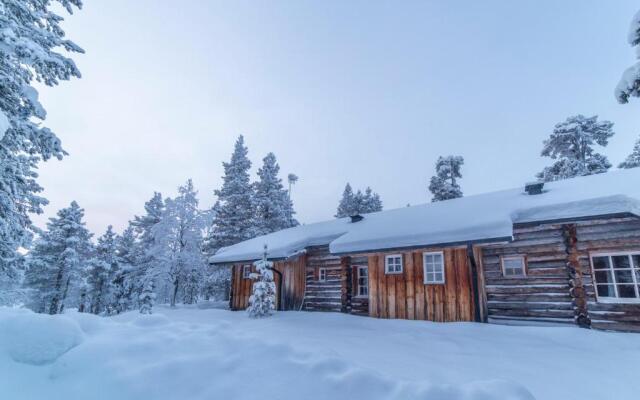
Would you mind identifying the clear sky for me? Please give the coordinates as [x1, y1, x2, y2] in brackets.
[34, 0, 640, 236]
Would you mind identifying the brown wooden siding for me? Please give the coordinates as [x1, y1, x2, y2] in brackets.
[302, 246, 342, 312]
[367, 247, 475, 322]
[481, 216, 640, 332]
[229, 255, 306, 311]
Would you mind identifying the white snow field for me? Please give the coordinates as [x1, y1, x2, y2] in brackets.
[1, 306, 638, 400]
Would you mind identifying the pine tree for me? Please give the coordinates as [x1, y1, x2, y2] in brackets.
[335, 183, 383, 217]
[618, 136, 640, 169]
[253, 152, 298, 236]
[335, 183, 356, 218]
[536, 115, 614, 182]
[153, 179, 205, 307]
[23, 201, 93, 314]
[87, 226, 119, 315]
[0, 0, 83, 286]
[428, 155, 464, 202]
[247, 245, 276, 318]
[206, 136, 255, 253]
[112, 225, 137, 313]
[139, 278, 156, 315]
[130, 192, 164, 303]
[616, 9, 640, 104]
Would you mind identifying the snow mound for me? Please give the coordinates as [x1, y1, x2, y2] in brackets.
[0, 309, 84, 365]
[130, 313, 171, 327]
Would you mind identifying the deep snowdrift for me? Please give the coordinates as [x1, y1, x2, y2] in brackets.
[1, 306, 638, 400]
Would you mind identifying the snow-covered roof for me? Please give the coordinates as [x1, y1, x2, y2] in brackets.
[210, 168, 640, 263]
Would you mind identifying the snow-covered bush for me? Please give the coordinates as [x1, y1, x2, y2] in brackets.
[247, 246, 276, 318]
[139, 279, 156, 315]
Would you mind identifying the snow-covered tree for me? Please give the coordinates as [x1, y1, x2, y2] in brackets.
[0, 0, 83, 286]
[335, 183, 383, 217]
[87, 226, 119, 315]
[139, 278, 155, 314]
[247, 245, 276, 318]
[536, 115, 614, 182]
[287, 173, 299, 199]
[206, 136, 256, 253]
[618, 136, 640, 169]
[153, 179, 206, 306]
[253, 152, 298, 236]
[616, 9, 640, 104]
[111, 225, 136, 313]
[428, 155, 464, 202]
[23, 201, 93, 314]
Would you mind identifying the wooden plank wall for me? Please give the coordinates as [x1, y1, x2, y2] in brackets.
[480, 216, 640, 332]
[367, 247, 474, 322]
[302, 246, 343, 312]
[229, 255, 306, 311]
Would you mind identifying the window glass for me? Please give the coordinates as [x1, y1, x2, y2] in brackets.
[424, 252, 445, 284]
[612, 255, 631, 269]
[592, 253, 640, 301]
[502, 257, 525, 277]
[592, 256, 610, 270]
[385, 255, 403, 274]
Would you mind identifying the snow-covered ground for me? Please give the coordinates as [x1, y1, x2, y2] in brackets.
[1, 305, 638, 400]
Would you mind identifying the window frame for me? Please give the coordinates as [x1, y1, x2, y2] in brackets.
[384, 254, 404, 274]
[242, 264, 252, 279]
[501, 255, 527, 278]
[356, 266, 368, 298]
[590, 251, 640, 304]
[423, 251, 445, 284]
[318, 267, 327, 282]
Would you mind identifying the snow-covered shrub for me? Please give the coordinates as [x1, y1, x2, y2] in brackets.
[139, 279, 156, 315]
[247, 247, 276, 318]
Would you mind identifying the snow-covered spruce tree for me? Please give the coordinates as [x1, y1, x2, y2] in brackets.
[139, 277, 156, 314]
[536, 115, 614, 182]
[130, 192, 164, 304]
[111, 224, 136, 313]
[153, 179, 206, 306]
[205, 136, 256, 253]
[87, 226, 119, 315]
[335, 183, 356, 217]
[247, 245, 276, 318]
[428, 155, 464, 202]
[253, 152, 299, 236]
[619, 136, 640, 169]
[360, 187, 383, 213]
[23, 201, 93, 314]
[0, 0, 83, 288]
[616, 9, 640, 104]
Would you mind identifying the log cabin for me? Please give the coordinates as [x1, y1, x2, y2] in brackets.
[210, 169, 640, 332]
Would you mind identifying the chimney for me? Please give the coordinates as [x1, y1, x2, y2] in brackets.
[524, 181, 544, 195]
[350, 214, 364, 223]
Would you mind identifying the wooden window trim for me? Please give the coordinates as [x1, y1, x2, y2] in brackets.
[500, 255, 527, 278]
[355, 265, 368, 298]
[423, 251, 445, 284]
[318, 267, 327, 282]
[242, 264, 252, 279]
[385, 254, 403, 274]
[590, 251, 640, 304]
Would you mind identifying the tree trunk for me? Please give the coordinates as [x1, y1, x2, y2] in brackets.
[171, 277, 179, 307]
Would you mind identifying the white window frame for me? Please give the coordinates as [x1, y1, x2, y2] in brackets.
[423, 251, 445, 284]
[318, 267, 327, 282]
[356, 266, 368, 298]
[385, 254, 403, 274]
[590, 251, 640, 304]
[501, 256, 527, 278]
[242, 264, 251, 279]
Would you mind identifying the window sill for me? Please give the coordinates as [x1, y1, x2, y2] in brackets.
[424, 282, 445, 285]
[385, 271, 403, 275]
[596, 298, 640, 304]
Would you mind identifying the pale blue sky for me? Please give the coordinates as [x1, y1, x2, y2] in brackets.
[35, 1, 640, 235]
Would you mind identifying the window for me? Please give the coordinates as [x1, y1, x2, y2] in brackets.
[319, 268, 327, 282]
[502, 256, 526, 277]
[242, 265, 251, 279]
[357, 266, 368, 297]
[591, 252, 640, 302]
[385, 254, 403, 274]
[423, 251, 445, 284]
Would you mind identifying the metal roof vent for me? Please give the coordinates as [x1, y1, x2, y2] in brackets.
[524, 181, 545, 195]
[350, 214, 364, 223]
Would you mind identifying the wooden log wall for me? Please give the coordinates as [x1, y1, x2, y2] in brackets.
[302, 246, 343, 312]
[229, 255, 306, 311]
[480, 216, 640, 332]
[367, 247, 475, 322]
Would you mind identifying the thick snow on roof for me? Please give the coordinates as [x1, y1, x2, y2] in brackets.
[210, 168, 640, 263]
